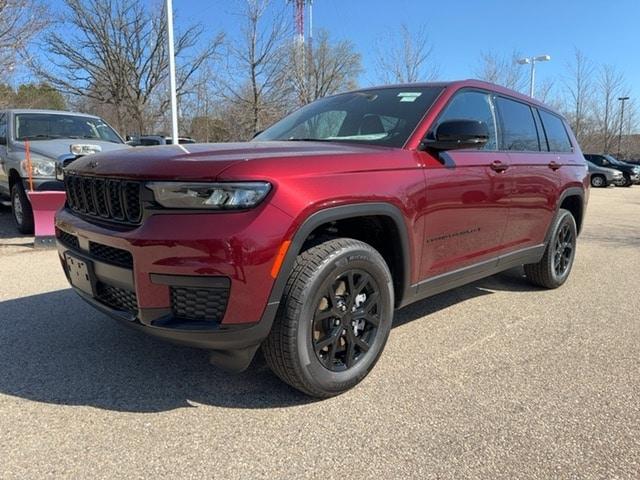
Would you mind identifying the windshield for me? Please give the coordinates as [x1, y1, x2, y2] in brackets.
[14, 113, 123, 143]
[254, 86, 443, 148]
[604, 154, 625, 165]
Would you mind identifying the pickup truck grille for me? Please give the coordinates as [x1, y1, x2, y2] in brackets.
[65, 174, 142, 225]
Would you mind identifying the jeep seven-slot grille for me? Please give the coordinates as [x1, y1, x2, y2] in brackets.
[170, 286, 229, 323]
[65, 174, 142, 224]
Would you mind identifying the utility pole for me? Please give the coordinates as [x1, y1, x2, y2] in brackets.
[617, 96, 630, 157]
[166, 0, 179, 145]
[517, 55, 551, 98]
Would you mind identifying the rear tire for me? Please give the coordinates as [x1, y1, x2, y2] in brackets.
[11, 183, 34, 234]
[262, 238, 394, 398]
[524, 209, 577, 289]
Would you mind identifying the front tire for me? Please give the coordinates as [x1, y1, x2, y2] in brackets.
[590, 175, 606, 188]
[262, 238, 394, 398]
[621, 174, 633, 187]
[11, 183, 34, 234]
[524, 209, 577, 289]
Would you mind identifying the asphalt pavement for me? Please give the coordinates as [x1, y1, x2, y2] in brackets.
[0, 188, 638, 479]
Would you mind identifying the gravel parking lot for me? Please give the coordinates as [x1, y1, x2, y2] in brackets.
[0, 188, 638, 479]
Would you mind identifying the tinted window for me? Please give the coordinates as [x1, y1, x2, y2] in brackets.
[255, 86, 443, 148]
[539, 110, 572, 152]
[495, 97, 540, 151]
[14, 113, 122, 143]
[436, 90, 498, 150]
[0, 114, 6, 143]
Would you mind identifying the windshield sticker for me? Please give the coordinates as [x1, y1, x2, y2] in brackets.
[398, 92, 422, 102]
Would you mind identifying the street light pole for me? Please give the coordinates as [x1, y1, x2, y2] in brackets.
[517, 55, 551, 98]
[617, 96, 630, 157]
[165, 0, 179, 145]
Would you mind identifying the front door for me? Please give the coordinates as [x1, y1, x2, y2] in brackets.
[417, 89, 510, 279]
[0, 113, 9, 195]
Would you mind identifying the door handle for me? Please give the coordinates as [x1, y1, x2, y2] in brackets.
[548, 160, 561, 170]
[490, 160, 509, 172]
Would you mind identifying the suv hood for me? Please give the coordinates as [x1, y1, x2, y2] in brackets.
[66, 141, 394, 180]
[14, 139, 129, 160]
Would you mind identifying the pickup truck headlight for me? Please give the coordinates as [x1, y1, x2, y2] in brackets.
[147, 182, 271, 209]
[20, 157, 56, 177]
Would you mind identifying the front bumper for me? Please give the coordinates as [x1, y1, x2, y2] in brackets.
[22, 177, 65, 191]
[55, 204, 293, 354]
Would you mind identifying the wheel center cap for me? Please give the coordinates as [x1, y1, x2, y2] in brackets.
[337, 299, 347, 313]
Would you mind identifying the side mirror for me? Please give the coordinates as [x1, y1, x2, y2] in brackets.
[421, 119, 489, 151]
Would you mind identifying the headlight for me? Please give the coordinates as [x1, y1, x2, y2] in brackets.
[147, 182, 271, 209]
[20, 157, 56, 177]
[70, 144, 102, 156]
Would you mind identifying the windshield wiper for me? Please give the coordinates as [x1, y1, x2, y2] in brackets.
[285, 138, 335, 142]
[17, 134, 61, 140]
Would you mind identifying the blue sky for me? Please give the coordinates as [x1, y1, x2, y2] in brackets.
[42, 0, 640, 101]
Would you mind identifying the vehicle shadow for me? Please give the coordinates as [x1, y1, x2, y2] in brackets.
[0, 269, 540, 412]
[0, 205, 32, 245]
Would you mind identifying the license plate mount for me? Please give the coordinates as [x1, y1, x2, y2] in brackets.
[65, 253, 96, 296]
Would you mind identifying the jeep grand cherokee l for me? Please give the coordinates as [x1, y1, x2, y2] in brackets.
[55, 80, 589, 397]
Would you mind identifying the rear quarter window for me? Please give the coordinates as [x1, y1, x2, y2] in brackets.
[539, 110, 573, 153]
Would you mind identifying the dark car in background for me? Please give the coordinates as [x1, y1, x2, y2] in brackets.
[585, 159, 624, 187]
[584, 154, 640, 187]
[127, 135, 196, 147]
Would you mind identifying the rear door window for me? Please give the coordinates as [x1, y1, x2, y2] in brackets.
[539, 110, 573, 152]
[495, 97, 540, 151]
[436, 90, 498, 150]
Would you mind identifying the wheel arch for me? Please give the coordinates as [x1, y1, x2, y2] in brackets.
[264, 203, 412, 318]
[547, 187, 585, 243]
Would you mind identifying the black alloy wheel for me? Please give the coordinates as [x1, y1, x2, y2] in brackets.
[312, 269, 381, 372]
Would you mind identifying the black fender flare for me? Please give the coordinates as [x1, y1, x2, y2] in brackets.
[544, 186, 586, 245]
[259, 202, 412, 328]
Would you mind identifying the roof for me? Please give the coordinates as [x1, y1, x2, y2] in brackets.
[355, 79, 554, 112]
[0, 108, 101, 118]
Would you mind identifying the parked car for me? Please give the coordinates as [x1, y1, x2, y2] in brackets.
[127, 135, 196, 146]
[0, 109, 129, 233]
[586, 159, 624, 187]
[583, 153, 640, 187]
[55, 80, 589, 397]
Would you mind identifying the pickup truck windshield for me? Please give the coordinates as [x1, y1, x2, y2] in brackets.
[254, 86, 443, 148]
[14, 113, 123, 143]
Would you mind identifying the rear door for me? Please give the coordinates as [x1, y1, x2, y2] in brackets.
[418, 89, 510, 278]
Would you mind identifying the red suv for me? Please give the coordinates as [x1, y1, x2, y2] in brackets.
[55, 80, 589, 397]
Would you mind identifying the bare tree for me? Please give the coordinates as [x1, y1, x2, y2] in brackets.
[0, 0, 49, 82]
[33, 0, 222, 135]
[217, 0, 290, 138]
[595, 64, 624, 153]
[475, 50, 527, 92]
[375, 24, 438, 84]
[563, 48, 594, 144]
[288, 29, 361, 106]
